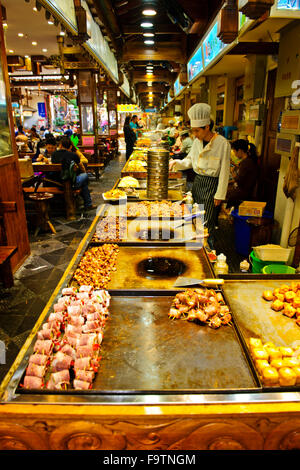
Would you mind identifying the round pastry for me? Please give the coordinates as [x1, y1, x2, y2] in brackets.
[278, 367, 297, 386]
[262, 367, 279, 386]
[262, 290, 274, 301]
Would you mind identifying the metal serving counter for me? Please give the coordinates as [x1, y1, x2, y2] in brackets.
[1, 205, 300, 450]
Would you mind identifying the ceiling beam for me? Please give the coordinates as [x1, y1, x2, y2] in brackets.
[136, 83, 167, 94]
[132, 70, 174, 85]
[122, 43, 186, 64]
[227, 41, 279, 55]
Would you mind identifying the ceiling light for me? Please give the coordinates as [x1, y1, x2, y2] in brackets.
[18, 33, 24, 37]
[59, 30, 65, 36]
[141, 22, 153, 28]
[48, 20, 54, 25]
[143, 33, 154, 37]
[144, 40, 154, 45]
[149, 92, 153, 95]
[8, 50, 14, 53]
[33, 7, 38, 11]
[142, 9, 157, 16]
[32, 41, 37, 46]
[25, 55, 30, 58]
[42, 48, 48, 52]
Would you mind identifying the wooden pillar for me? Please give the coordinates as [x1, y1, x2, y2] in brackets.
[0, 3, 30, 272]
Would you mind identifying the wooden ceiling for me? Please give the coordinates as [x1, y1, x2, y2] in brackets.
[89, 0, 225, 108]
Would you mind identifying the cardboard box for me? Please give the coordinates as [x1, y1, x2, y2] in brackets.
[238, 201, 266, 217]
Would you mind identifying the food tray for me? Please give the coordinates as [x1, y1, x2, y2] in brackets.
[222, 279, 300, 391]
[15, 290, 258, 395]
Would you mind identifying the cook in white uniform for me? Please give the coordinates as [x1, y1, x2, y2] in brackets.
[156, 118, 165, 131]
[169, 103, 231, 248]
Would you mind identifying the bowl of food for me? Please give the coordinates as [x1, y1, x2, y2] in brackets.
[103, 189, 127, 202]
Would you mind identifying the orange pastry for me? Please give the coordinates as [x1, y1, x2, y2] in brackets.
[262, 367, 279, 386]
[262, 290, 274, 301]
[278, 367, 297, 386]
[283, 304, 297, 318]
[271, 299, 284, 311]
[285, 291, 296, 303]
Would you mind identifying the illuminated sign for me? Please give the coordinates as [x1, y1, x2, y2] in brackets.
[203, 21, 227, 68]
[277, 0, 300, 9]
[174, 77, 184, 96]
[187, 44, 203, 82]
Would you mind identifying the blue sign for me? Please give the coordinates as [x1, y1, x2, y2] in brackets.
[203, 21, 226, 68]
[187, 44, 203, 82]
[38, 102, 46, 118]
[277, 0, 300, 9]
[174, 77, 184, 96]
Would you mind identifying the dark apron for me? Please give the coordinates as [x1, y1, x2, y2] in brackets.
[192, 174, 219, 243]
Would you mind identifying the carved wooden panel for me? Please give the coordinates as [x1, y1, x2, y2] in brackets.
[1, 411, 300, 450]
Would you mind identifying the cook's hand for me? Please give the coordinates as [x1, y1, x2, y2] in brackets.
[214, 199, 222, 206]
[169, 159, 176, 171]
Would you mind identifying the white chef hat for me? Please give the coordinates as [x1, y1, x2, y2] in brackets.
[188, 103, 211, 128]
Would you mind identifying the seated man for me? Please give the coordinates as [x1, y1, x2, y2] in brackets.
[34, 135, 57, 163]
[51, 136, 96, 211]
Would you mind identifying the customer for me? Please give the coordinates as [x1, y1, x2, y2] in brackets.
[64, 125, 73, 137]
[52, 136, 95, 211]
[130, 115, 143, 137]
[169, 103, 231, 249]
[123, 115, 137, 160]
[34, 135, 57, 163]
[226, 139, 259, 209]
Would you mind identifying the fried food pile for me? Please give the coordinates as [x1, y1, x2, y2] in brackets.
[249, 337, 300, 387]
[168, 288, 232, 329]
[127, 201, 187, 218]
[262, 282, 300, 326]
[72, 244, 119, 289]
[92, 217, 127, 243]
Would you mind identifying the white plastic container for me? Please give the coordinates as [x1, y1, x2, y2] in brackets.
[253, 244, 291, 262]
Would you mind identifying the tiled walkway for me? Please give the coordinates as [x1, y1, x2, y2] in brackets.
[0, 150, 240, 383]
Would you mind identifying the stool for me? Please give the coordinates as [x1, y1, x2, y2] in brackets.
[29, 192, 56, 236]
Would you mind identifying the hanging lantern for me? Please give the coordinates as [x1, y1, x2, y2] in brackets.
[238, 0, 275, 19]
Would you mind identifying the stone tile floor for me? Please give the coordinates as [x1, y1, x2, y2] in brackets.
[0, 149, 240, 384]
